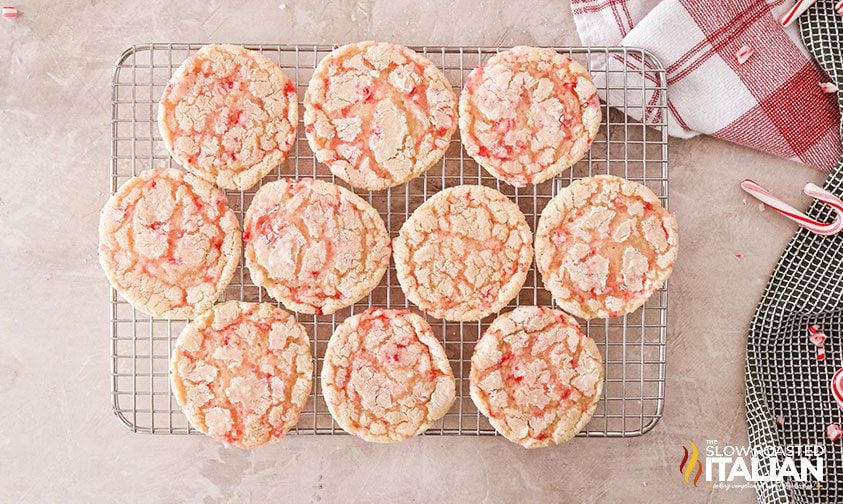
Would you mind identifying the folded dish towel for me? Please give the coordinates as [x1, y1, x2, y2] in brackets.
[570, 0, 841, 171]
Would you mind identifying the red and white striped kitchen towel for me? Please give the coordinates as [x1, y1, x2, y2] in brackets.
[570, 0, 841, 170]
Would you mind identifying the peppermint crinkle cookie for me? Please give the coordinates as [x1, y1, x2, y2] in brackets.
[321, 308, 455, 442]
[459, 46, 601, 187]
[170, 301, 313, 449]
[536, 175, 678, 319]
[98, 169, 241, 318]
[244, 178, 390, 315]
[470, 306, 603, 448]
[159, 44, 298, 191]
[304, 41, 458, 191]
[393, 185, 533, 321]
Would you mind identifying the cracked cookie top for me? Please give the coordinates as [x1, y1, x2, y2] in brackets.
[243, 178, 390, 315]
[321, 308, 455, 442]
[304, 41, 458, 191]
[170, 301, 313, 449]
[159, 44, 298, 191]
[470, 306, 603, 448]
[459, 46, 601, 187]
[98, 168, 241, 318]
[393, 185, 533, 321]
[536, 175, 678, 319]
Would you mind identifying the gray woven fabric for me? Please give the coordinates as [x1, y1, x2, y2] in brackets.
[746, 2, 843, 503]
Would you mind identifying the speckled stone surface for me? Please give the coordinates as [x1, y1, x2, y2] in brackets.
[0, 1, 826, 502]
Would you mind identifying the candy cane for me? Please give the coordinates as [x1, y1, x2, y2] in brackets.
[828, 423, 843, 442]
[741, 180, 843, 235]
[780, 0, 816, 27]
[832, 368, 843, 410]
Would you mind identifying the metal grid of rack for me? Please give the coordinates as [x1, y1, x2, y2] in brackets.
[110, 44, 669, 437]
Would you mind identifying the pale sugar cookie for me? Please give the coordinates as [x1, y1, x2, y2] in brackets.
[321, 308, 455, 442]
[470, 306, 603, 448]
[98, 169, 241, 318]
[170, 301, 313, 448]
[159, 44, 298, 191]
[393, 185, 533, 321]
[243, 178, 390, 315]
[536, 175, 678, 320]
[459, 46, 601, 187]
[303, 41, 458, 191]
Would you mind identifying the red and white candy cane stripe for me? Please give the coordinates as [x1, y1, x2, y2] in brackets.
[832, 368, 843, 410]
[741, 180, 843, 235]
[836, 0, 843, 16]
[1, 5, 16, 20]
[828, 424, 843, 442]
[780, 0, 817, 27]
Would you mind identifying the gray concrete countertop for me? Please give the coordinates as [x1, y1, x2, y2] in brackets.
[0, 1, 826, 502]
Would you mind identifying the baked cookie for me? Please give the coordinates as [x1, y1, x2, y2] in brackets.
[159, 44, 298, 191]
[321, 308, 455, 442]
[98, 168, 241, 318]
[170, 301, 313, 448]
[536, 175, 678, 319]
[303, 41, 458, 191]
[470, 306, 603, 448]
[394, 185, 533, 321]
[243, 178, 390, 315]
[459, 46, 601, 187]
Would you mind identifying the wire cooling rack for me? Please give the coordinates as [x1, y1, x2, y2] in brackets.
[110, 44, 669, 438]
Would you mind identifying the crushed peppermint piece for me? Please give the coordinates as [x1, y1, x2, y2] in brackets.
[279, 3, 287, 10]
[735, 45, 754, 65]
[836, 0, 843, 16]
[775, 415, 785, 428]
[735, 253, 744, 261]
[758, 202, 766, 212]
[819, 82, 839, 94]
[808, 324, 827, 347]
[827, 424, 842, 442]
[818, 347, 826, 361]
[2, 5, 17, 20]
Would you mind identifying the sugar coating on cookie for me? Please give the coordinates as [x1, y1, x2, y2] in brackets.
[159, 44, 298, 191]
[470, 306, 603, 448]
[98, 169, 241, 318]
[536, 175, 678, 320]
[303, 41, 458, 191]
[459, 46, 601, 187]
[170, 301, 313, 448]
[394, 185, 533, 321]
[321, 308, 455, 442]
[244, 178, 390, 315]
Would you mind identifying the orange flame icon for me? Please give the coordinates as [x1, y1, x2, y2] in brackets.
[679, 441, 702, 487]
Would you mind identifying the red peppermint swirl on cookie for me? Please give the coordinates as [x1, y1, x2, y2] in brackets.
[159, 44, 298, 191]
[536, 175, 678, 319]
[459, 46, 601, 187]
[321, 308, 455, 442]
[98, 169, 241, 318]
[304, 41, 458, 191]
[170, 301, 312, 448]
[470, 306, 603, 448]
